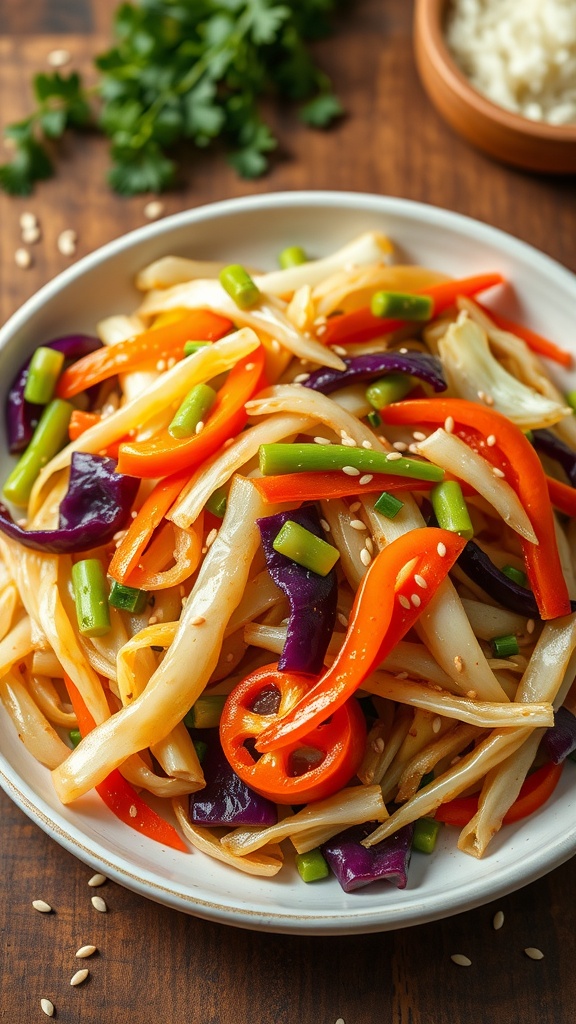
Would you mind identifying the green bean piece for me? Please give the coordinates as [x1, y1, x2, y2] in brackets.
[259, 443, 445, 483]
[490, 634, 520, 658]
[72, 559, 111, 638]
[501, 564, 527, 588]
[23, 347, 65, 405]
[374, 491, 404, 519]
[3, 398, 74, 506]
[567, 390, 576, 413]
[366, 373, 413, 410]
[168, 383, 217, 439]
[295, 848, 330, 882]
[205, 486, 228, 519]
[278, 245, 307, 269]
[69, 728, 82, 748]
[430, 480, 474, 540]
[184, 341, 212, 357]
[184, 694, 227, 729]
[273, 520, 340, 577]
[366, 410, 382, 428]
[219, 264, 260, 310]
[370, 291, 434, 320]
[412, 817, 441, 854]
[109, 581, 149, 614]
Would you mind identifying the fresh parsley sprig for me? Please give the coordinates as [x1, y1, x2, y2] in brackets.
[0, 0, 345, 197]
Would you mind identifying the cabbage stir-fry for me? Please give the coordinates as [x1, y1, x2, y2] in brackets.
[2, 230, 576, 890]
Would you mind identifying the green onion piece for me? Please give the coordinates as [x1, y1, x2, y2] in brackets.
[412, 817, 441, 854]
[219, 264, 260, 310]
[273, 520, 340, 577]
[374, 491, 404, 519]
[193, 739, 208, 763]
[567, 390, 576, 413]
[295, 848, 329, 882]
[109, 581, 149, 614]
[23, 347, 65, 405]
[366, 410, 382, 428]
[69, 728, 82, 748]
[184, 694, 227, 729]
[205, 486, 228, 519]
[366, 373, 413, 410]
[168, 383, 217, 439]
[501, 564, 527, 588]
[371, 291, 434, 321]
[418, 770, 435, 790]
[71, 559, 111, 638]
[430, 480, 474, 540]
[3, 398, 74, 506]
[259, 443, 444, 483]
[524, 429, 534, 444]
[278, 245, 307, 269]
[184, 341, 212, 357]
[490, 634, 520, 658]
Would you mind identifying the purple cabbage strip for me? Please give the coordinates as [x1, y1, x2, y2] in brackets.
[322, 821, 414, 893]
[459, 541, 540, 618]
[189, 732, 277, 828]
[257, 505, 337, 675]
[6, 334, 102, 454]
[302, 352, 446, 395]
[532, 429, 576, 489]
[0, 452, 139, 554]
[541, 706, 576, 764]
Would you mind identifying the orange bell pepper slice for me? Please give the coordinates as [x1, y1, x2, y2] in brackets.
[476, 302, 572, 369]
[109, 469, 190, 584]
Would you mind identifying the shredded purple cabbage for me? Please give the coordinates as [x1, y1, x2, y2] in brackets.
[458, 541, 541, 618]
[257, 505, 337, 675]
[533, 429, 576, 489]
[302, 352, 446, 395]
[322, 821, 414, 892]
[189, 733, 277, 827]
[541, 706, 576, 764]
[6, 335, 102, 454]
[0, 452, 139, 554]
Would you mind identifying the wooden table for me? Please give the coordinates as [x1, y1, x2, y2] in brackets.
[1, 2, 575, 1021]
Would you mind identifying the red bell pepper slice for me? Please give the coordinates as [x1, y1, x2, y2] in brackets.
[64, 676, 187, 852]
[476, 302, 572, 369]
[219, 664, 367, 804]
[116, 345, 266, 479]
[322, 273, 504, 347]
[547, 476, 576, 518]
[435, 761, 563, 827]
[256, 527, 465, 754]
[382, 398, 571, 621]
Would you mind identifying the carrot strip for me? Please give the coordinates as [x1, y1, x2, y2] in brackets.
[252, 471, 437, 503]
[477, 302, 573, 369]
[68, 410, 101, 441]
[109, 469, 190, 584]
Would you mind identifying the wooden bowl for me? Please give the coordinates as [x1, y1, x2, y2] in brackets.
[414, 0, 576, 174]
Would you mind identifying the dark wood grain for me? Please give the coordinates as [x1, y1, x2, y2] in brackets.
[1, 2, 576, 1022]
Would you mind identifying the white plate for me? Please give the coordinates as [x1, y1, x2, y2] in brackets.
[1, 191, 575, 935]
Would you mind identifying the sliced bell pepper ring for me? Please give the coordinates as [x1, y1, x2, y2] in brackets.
[476, 302, 572, 369]
[434, 761, 563, 827]
[116, 346, 266, 479]
[382, 398, 571, 621]
[219, 664, 367, 804]
[56, 310, 233, 400]
[322, 273, 505, 347]
[109, 469, 190, 584]
[63, 676, 187, 852]
[256, 527, 465, 754]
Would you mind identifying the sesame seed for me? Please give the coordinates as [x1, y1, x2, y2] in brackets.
[320, 519, 330, 532]
[486, 434, 497, 447]
[437, 542, 447, 557]
[32, 900, 52, 913]
[190, 615, 206, 626]
[313, 316, 327, 327]
[414, 574, 428, 589]
[335, 1018, 346, 1024]
[477, 390, 486, 402]
[444, 416, 455, 433]
[386, 451, 403, 461]
[350, 519, 367, 531]
[492, 911, 504, 930]
[195, 421, 204, 434]
[342, 437, 357, 447]
[332, 345, 347, 356]
[223, 438, 235, 448]
[40, 998, 55, 1017]
[466, 689, 477, 699]
[393, 441, 408, 452]
[372, 737, 385, 754]
[57, 229, 77, 257]
[245, 362, 255, 371]
[365, 537, 374, 554]
[485, 394, 494, 406]
[432, 716, 442, 733]
[314, 436, 332, 445]
[451, 954, 472, 967]
[316, 324, 327, 336]
[395, 671, 408, 679]
[293, 373, 310, 383]
[524, 947, 544, 960]
[413, 431, 427, 441]
[408, 443, 421, 455]
[410, 593, 421, 608]
[129, 804, 137, 818]
[493, 467, 505, 478]
[167, 357, 176, 369]
[91, 895, 107, 913]
[206, 528, 218, 547]
[359, 474, 373, 485]
[225, 652, 234, 663]
[342, 466, 360, 476]
[88, 873, 107, 887]
[398, 594, 411, 610]
[148, 615, 158, 625]
[144, 199, 165, 220]
[271, 339, 281, 353]
[349, 502, 361, 512]
[337, 613, 349, 628]
[361, 439, 373, 449]
[76, 945, 97, 959]
[454, 655, 464, 673]
[70, 969, 89, 987]
[22, 224, 41, 244]
[360, 549, 372, 566]
[14, 247, 32, 269]
[156, 359, 166, 372]
[19, 211, 38, 230]
[48, 47, 71, 67]
[527, 618, 535, 634]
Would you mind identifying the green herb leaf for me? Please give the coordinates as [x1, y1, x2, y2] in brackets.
[299, 92, 344, 127]
[108, 143, 175, 195]
[0, 139, 54, 195]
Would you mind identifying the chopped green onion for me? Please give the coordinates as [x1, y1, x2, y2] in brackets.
[184, 341, 212, 357]
[501, 564, 527, 588]
[567, 390, 576, 413]
[273, 520, 340, 577]
[169, 383, 217, 439]
[295, 848, 329, 882]
[370, 291, 434, 321]
[69, 728, 82, 748]
[205, 486, 228, 519]
[374, 491, 404, 519]
[3, 398, 74, 506]
[23, 347, 65, 405]
[412, 817, 441, 854]
[109, 581, 149, 614]
[418, 770, 435, 790]
[71, 559, 111, 638]
[430, 480, 474, 540]
[367, 410, 381, 428]
[193, 738, 208, 763]
[259, 443, 445, 483]
[490, 634, 520, 658]
[219, 264, 260, 310]
[184, 694, 227, 729]
[366, 373, 413, 410]
[278, 245, 307, 269]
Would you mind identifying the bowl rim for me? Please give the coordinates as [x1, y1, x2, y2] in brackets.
[415, 0, 576, 143]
